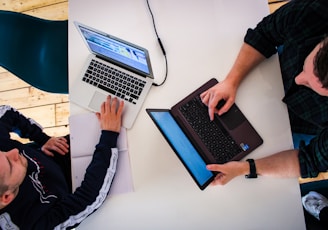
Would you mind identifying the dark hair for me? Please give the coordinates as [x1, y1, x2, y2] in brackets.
[314, 36, 328, 88]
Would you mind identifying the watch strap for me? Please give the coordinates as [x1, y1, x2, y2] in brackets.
[245, 159, 257, 179]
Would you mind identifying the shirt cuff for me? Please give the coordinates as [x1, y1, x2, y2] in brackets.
[98, 130, 119, 148]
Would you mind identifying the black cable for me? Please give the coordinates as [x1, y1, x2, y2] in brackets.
[268, 0, 289, 4]
[146, 0, 168, 87]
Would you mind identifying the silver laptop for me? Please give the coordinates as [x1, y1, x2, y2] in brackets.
[70, 22, 154, 129]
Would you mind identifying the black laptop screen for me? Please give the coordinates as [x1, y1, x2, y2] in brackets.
[148, 110, 214, 189]
[79, 25, 150, 75]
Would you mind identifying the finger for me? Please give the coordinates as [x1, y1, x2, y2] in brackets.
[200, 91, 209, 105]
[44, 151, 54, 157]
[52, 138, 68, 149]
[58, 137, 69, 148]
[49, 144, 64, 155]
[104, 96, 111, 113]
[208, 105, 216, 121]
[110, 97, 118, 113]
[206, 164, 223, 172]
[218, 98, 234, 116]
[54, 148, 66, 155]
[200, 90, 207, 98]
[100, 100, 106, 114]
[199, 91, 208, 99]
[58, 137, 67, 143]
[208, 96, 221, 121]
[56, 142, 69, 154]
[116, 100, 124, 116]
[211, 175, 226, 186]
[209, 108, 214, 121]
[96, 112, 101, 121]
[56, 145, 69, 154]
[41, 147, 54, 157]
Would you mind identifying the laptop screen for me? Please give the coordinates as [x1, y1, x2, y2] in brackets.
[78, 24, 150, 75]
[147, 110, 214, 189]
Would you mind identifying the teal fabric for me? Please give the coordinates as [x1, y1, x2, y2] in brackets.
[0, 10, 68, 94]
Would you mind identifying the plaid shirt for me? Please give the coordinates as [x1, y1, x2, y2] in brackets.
[244, 0, 328, 178]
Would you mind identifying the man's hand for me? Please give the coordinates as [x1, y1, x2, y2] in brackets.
[96, 96, 124, 132]
[200, 79, 237, 120]
[41, 137, 69, 157]
[207, 161, 248, 185]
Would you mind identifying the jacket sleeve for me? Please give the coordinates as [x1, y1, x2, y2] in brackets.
[298, 128, 328, 178]
[0, 105, 50, 145]
[38, 130, 120, 230]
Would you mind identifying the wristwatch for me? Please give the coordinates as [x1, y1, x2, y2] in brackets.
[245, 159, 257, 179]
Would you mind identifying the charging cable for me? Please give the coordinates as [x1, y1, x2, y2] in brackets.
[146, 0, 168, 86]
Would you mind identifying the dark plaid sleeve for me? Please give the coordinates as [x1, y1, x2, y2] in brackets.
[298, 128, 328, 178]
[244, 0, 328, 58]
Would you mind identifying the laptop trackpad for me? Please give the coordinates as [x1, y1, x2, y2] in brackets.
[219, 105, 246, 130]
[89, 91, 108, 111]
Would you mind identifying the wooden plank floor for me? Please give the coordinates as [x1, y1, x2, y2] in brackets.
[1, 0, 327, 182]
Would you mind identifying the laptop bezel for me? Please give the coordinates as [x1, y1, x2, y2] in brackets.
[74, 21, 154, 79]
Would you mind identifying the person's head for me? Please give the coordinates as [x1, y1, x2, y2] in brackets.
[295, 36, 328, 96]
[0, 149, 27, 209]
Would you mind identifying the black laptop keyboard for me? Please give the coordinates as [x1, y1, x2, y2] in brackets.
[82, 59, 146, 104]
[179, 96, 242, 164]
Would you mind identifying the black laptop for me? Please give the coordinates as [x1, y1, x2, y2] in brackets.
[146, 78, 263, 189]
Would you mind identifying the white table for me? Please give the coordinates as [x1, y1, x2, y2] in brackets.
[69, 0, 306, 229]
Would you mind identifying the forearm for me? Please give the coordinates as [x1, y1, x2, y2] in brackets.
[225, 43, 266, 88]
[255, 149, 301, 178]
[207, 149, 301, 186]
[223, 149, 301, 178]
[232, 149, 301, 179]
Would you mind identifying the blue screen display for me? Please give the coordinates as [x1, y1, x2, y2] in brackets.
[150, 111, 214, 187]
[80, 26, 150, 74]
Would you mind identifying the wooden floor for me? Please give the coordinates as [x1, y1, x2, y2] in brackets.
[1, 0, 327, 182]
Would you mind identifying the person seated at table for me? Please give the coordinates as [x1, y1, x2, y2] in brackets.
[0, 96, 124, 229]
[201, 0, 328, 186]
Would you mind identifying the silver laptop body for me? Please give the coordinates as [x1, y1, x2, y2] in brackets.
[70, 22, 154, 129]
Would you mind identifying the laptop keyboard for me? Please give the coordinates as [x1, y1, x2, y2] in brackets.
[82, 59, 146, 104]
[179, 96, 242, 164]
